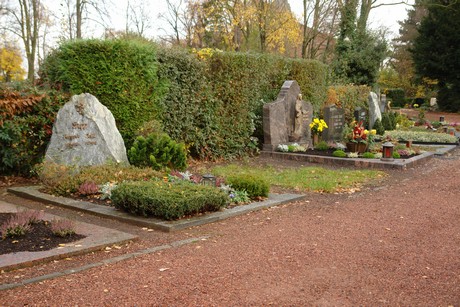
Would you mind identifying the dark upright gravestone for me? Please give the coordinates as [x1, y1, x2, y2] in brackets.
[263, 81, 313, 151]
[354, 107, 368, 124]
[45, 93, 129, 166]
[322, 105, 345, 142]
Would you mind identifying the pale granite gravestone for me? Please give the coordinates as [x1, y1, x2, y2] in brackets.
[368, 92, 382, 130]
[263, 81, 313, 150]
[45, 93, 129, 166]
[380, 94, 387, 113]
[322, 105, 345, 142]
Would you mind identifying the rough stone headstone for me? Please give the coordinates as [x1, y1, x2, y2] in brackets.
[322, 105, 345, 142]
[354, 107, 367, 124]
[45, 93, 129, 166]
[380, 94, 387, 113]
[263, 81, 313, 150]
[368, 92, 382, 130]
[430, 97, 437, 107]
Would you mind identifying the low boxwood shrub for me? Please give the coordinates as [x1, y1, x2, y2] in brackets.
[128, 133, 187, 171]
[314, 140, 329, 151]
[332, 150, 347, 157]
[225, 174, 269, 199]
[111, 180, 229, 220]
[361, 152, 375, 159]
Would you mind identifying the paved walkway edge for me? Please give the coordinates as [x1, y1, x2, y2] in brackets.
[7, 186, 306, 232]
[0, 236, 209, 291]
[0, 201, 138, 272]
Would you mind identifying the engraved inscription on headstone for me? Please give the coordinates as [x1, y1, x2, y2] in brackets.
[45, 93, 129, 166]
[322, 105, 345, 142]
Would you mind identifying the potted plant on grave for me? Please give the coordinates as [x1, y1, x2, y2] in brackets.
[309, 118, 328, 146]
[346, 121, 369, 153]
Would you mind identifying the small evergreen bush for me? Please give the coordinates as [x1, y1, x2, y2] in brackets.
[393, 151, 401, 159]
[226, 174, 269, 199]
[128, 133, 187, 171]
[332, 150, 347, 158]
[361, 152, 375, 159]
[373, 118, 385, 135]
[111, 180, 229, 220]
[314, 141, 329, 151]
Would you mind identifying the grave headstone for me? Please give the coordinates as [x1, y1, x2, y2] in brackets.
[380, 94, 387, 113]
[45, 93, 129, 166]
[263, 81, 313, 150]
[354, 107, 367, 124]
[430, 97, 437, 107]
[322, 105, 345, 142]
[368, 91, 382, 130]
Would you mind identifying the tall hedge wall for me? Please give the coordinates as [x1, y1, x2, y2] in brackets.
[39, 39, 164, 146]
[40, 39, 328, 160]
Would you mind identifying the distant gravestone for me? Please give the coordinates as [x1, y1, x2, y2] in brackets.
[380, 94, 387, 113]
[368, 92, 382, 130]
[45, 93, 129, 166]
[322, 105, 345, 142]
[263, 81, 313, 150]
[430, 97, 437, 107]
[354, 107, 367, 124]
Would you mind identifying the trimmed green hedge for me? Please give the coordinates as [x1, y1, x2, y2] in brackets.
[39, 39, 164, 147]
[40, 39, 329, 161]
[226, 174, 269, 199]
[111, 180, 229, 220]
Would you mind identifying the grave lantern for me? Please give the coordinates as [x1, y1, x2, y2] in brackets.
[201, 174, 216, 186]
[381, 142, 394, 161]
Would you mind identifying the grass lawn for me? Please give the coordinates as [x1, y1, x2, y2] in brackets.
[210, 164, 385, 193]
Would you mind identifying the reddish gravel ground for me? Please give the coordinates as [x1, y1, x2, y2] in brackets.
[0, 110, 459, 306]
[1, 150, 459, 306]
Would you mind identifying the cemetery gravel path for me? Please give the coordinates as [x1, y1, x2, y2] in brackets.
[1, 150, 460, 306]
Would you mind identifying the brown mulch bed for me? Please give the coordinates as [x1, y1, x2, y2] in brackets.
[0, 213, 86, 255]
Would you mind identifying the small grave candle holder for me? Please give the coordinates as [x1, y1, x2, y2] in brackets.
[381, 142, 394, 161]
[201, 174, 216, 186]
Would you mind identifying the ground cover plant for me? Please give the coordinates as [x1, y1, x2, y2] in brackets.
[383, 130, 458, 143]
[39, 163, 163, 196]
[210, 163, 383, 193]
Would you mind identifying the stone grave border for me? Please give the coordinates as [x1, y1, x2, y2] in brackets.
[7, 186, 306, 233]
[260, 144, 458, 170]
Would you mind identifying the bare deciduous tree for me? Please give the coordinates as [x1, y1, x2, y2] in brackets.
[125, 0, 152, 37]
[3, 0, 43, 81]
[59, 0, 110, 40]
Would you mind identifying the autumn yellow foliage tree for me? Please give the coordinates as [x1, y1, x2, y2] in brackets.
[0, 45, 25, 82]
[182, 0, 301, 55]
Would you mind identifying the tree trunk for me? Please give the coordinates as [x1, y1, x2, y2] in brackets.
[301, 0, 308, 58]
[76, 0, 83, 39]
